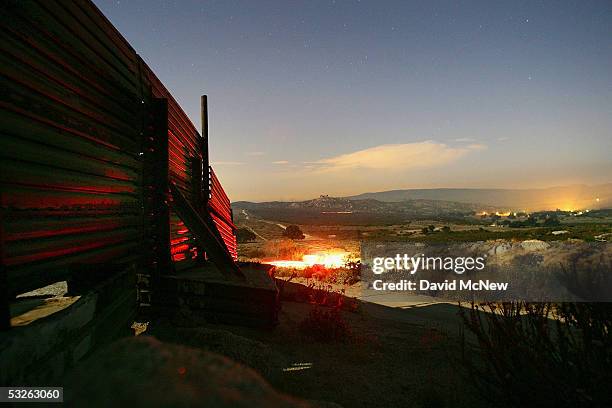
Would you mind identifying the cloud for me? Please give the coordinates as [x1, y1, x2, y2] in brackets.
[455, 137, 476, 142]
[246, 151, 265, 156]
[310, 141, 485, 173]
[212, 161, 244, 166]
[272, 160, 289, 164]
[466, 143, 487, 150]
[497, 136, 509, 141]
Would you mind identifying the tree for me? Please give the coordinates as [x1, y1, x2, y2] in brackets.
[442, 225, 451, 233]
[543, 216, 561, 227]
[283, 225, 305, 240]
[236, 227, 256, 243]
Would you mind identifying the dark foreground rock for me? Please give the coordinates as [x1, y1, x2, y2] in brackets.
[65, 336, 311, 408]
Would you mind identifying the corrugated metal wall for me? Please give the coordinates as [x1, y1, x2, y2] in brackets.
[209, 167, 238, 260]
[143, 66, 204, 265]
[0, 0, 238, 299]
[0, 0, 146, 296]
[142, 66, 238, 266]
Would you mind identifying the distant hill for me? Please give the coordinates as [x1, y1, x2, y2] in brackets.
[232, 184, 612, 225]
[233, 196, 488, 212]
[347, 184, 612, 211]
[232, 196, 495, 225]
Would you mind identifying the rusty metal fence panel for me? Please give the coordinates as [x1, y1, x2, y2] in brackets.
[0, 0, 239, 311]
[142, 66, 204, 265]
[0, 0, 146, 296]
[209, 167, 238, 260]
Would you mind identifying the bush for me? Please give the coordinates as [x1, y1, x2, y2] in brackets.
[283, 225, 305, 240]
[236, 227, 256, 243]
[460, 302, 612, 407]
[299, 306, 353, 343]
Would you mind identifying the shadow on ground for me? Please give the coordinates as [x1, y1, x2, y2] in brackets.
[66, 281, 489, 408]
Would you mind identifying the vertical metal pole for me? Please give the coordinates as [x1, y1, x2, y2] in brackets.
[201, 95, 210, 204]
[199, 95, 211, 262]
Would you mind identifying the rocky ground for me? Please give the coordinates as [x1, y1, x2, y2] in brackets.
[65, 297, 485, 408]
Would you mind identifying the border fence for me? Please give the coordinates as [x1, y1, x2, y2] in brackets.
[0, 0, 240, 384]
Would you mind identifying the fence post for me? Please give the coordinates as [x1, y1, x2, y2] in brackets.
[201, 95, 210, 205]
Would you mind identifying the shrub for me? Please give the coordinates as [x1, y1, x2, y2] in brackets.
[236, 227, 256, 243]
[283, 225, 305, 240]
[460, 301, 612, 407]
[298, 306, 353, 343]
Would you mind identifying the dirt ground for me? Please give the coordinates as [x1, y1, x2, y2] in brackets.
[148, 297, 487, 408]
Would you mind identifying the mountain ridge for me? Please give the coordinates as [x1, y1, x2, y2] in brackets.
[233, 183, 612, 211]
[347, 184, 612, 209]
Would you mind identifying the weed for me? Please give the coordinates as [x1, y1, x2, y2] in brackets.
[459, 301, 612, 407]
[298, 306, 353, 343]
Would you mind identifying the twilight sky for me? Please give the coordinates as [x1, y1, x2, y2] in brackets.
[95, 0, 612, 201]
